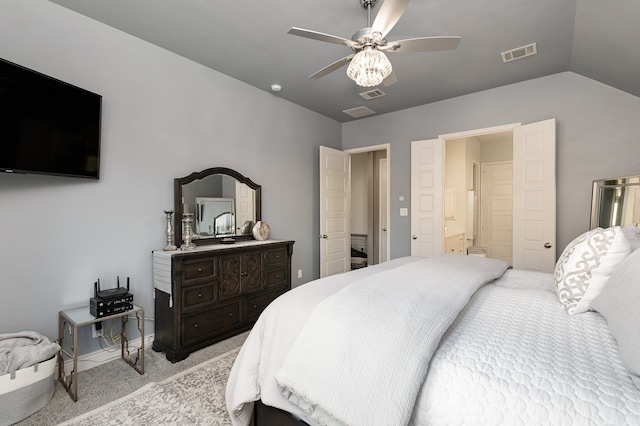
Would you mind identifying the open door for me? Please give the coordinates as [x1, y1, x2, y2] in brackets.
[512, 119, 556, 272]
[319, 146, 351, 277]
[410, 139, 444, 256]
[411, 120, 555, 270]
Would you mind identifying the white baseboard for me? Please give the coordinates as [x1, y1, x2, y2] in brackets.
[57, 334, 154, 377]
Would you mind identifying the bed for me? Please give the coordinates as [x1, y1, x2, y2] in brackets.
[226, 225, 640, 426]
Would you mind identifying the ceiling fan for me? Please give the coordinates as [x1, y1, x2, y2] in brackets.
[288, 0, 461, 88]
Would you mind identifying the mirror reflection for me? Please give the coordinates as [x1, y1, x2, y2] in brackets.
[591, 175, 640, 229]
[175, 167, 261, 244]
[195, 197, 235, 237]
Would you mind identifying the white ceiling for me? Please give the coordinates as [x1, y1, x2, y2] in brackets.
[49, 0, 640, 122]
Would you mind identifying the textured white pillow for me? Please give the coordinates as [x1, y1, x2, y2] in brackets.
[591, 247, 640, 389]
[621, 224, 640, 251]
[555, 226, 631, 315]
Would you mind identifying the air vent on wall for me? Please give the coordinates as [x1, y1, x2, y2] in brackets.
[359, 89, 386, 100]
[501, 42, 537, 63]
[343, 106, 376, 118]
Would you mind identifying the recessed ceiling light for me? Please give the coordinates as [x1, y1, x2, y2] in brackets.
[270, 84, 282, 92]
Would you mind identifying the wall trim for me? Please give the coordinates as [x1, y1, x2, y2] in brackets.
[57, 334, 154, 377]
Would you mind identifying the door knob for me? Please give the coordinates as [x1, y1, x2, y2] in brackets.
[412, 235, 417, 240]
[382, 228, 387, 232]
[319, 234, 328, 239]
[544, 242, 552, 248]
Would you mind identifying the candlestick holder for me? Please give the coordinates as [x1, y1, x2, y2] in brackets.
[181, 213, 196, 251]
[163, 210, 177, 251]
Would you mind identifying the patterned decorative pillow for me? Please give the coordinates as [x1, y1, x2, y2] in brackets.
[555, 226, 631, 315]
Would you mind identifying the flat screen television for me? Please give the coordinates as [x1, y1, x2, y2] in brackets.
[0, 57, 101, 179]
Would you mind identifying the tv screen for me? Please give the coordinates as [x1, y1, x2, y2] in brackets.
[0, 57, 101, 179]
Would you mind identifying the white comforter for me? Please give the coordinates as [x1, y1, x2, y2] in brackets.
[226, 256, 640, 426]
[274, 255, 509, 426]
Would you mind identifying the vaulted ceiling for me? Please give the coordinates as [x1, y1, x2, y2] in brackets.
[50, 0, 640, 122]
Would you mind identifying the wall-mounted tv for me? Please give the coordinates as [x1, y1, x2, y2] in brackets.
[0, 57, 101, 179]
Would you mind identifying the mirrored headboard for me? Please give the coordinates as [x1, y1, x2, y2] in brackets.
[590, 174, 640, 229]
[175, 167, 261, 246]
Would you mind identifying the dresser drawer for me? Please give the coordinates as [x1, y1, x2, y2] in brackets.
[244, 289, 286, 324]
[264, 248, 287, 266]
[183, 259, 216, 283]
[181, 301, 241, 345]
[182, 282, 216, 311]
[265, 267, 287, 288]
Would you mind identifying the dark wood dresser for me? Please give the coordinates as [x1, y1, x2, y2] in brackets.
[152, 240, 294, 362]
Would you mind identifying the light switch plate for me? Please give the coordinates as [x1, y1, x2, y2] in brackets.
[400, 208, 408, 216]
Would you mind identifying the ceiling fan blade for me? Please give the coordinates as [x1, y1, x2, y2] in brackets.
[309, 55, 355, 79]
[288, 27, 354, 46]
[385, 36, 461, 53]
[371, 0, 411, 38]
[382, 70, 398, 87]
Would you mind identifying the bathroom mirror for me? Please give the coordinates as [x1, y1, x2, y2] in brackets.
[175, 167, 261, 246]
[590, 174, 640, 229]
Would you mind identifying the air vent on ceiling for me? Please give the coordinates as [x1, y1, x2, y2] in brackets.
[343, 106, 376, 118]
[501, 42, 537, 63]
[359, 89, 386, 100]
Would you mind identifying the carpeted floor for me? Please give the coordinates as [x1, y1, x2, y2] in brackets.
[15, 332, 248, 426]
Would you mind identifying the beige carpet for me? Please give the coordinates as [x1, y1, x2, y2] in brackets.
[15, 332, 247, 426]
[58, 347, 239, 425]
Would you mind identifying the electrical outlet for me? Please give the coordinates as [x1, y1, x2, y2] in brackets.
[297, 269, 303, 279]
[92, 323, 103, 338]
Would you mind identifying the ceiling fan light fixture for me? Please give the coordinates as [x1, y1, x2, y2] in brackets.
[346, 47, 392, 87]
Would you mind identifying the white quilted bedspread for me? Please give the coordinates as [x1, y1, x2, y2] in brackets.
[412, 269, 640, 425]
[227, 259, 640, 426]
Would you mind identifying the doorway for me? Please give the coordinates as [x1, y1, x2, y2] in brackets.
[443, 131, 513, 263]
[350, 150, 388, 269]
[411, 119, 556, 272]
[319, 144, 390, 278]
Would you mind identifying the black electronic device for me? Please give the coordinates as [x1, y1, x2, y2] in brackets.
[90, 302, 133, 318]
[94, 277, 130, 299]
[0, 57, 102, 179]
[90, 277, 134, 318]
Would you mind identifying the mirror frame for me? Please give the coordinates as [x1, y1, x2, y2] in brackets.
[590, 174, 640, 229]
[174, 167, 261, 246]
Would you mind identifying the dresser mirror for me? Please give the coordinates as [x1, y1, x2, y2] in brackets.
[175, 167, 261, 246]
[590, 174, 640, 229]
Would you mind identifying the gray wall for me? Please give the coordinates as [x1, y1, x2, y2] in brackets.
[2, 1, 640, 355]
[0, 1, 340, 351]
[343, 72, 640, 258]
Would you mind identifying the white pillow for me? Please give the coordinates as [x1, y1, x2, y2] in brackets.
[555, 226, 631, 315]
[621, 224, 640, 251]
[591, 247, 640, 389]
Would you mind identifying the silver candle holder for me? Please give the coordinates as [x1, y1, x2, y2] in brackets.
[181, 213, 196, 251]
[163, 210, 177, 251]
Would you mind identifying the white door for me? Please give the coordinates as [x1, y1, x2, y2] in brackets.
[480, 162, 513, 265]
[319, 146, 351, 277]
[411, 139, 444, 256]
[512, 119, 556, 272]
[379, 158, 389, 263]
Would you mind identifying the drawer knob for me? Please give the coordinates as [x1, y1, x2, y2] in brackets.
[252, 305, 257, 309]
[228, 312, 233, 317]
[275, 255, 280, 259]
[198, 293, 202, 298]
[198, 268, 203, 273]
[241, 272, 248, 277]
[194, 323, 199, 328]
[275, 275, 280, 279]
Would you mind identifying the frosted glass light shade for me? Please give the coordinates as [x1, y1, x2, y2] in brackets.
[346, 47, 392, 87]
